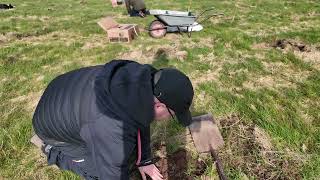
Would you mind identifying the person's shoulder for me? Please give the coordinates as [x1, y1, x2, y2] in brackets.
[44, 65, 102, 92]
[105, 60, 155, 84]
[54, 65, 102, 79]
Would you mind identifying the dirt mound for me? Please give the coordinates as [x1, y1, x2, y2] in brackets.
[271, 39, 320, 70]
[218, 115, 305, 179]
[253, 38, 320, 71]
[272, 39, 311, 52]
[254, 39, 316, 53]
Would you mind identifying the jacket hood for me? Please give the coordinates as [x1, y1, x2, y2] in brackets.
[94, 60, 157, 127]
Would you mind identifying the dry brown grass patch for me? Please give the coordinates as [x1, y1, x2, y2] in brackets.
[298, 99, 319, 125]
[184, 37, 215, 49]
[118, 43, 186, 64]
[243, 75, 293, 91]
[1, 31, 83, 45]
[218, 115, 306, 179]
[9, 91, 43, 112]
[191, 68, 221, 88]
[81, 35, 107, 50]
[252, 42, 269, 50]
[16, 147, 60, 180]
[246, 41, 317, 90]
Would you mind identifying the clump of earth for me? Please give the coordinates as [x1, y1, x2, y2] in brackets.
[272, 39, 310, 52]
[130, 145, 207, 180]
[155, 147, 206, 180]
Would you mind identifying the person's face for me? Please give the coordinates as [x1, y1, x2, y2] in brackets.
[153, 97, 175, 121]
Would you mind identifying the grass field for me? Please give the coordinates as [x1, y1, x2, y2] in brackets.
[1, 0, 320, 179]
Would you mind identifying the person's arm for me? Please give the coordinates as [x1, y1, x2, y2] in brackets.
[80, 120, 135, 179]
[137, 125, 163, 180]
[140, 125, 151, 162]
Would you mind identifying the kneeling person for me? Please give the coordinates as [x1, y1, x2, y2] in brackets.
[32, 60, 194, 179]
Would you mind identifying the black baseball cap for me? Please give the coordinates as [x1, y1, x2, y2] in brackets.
[153, 68, 194, 126]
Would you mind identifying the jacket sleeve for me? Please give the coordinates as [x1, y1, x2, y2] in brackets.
[140, 125, 152, 162]
[80, 119, 135, 180]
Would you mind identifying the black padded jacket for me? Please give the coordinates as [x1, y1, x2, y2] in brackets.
[33, 60, 157, 179]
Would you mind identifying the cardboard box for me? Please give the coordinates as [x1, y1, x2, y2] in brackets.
[98, 17, 139, 43]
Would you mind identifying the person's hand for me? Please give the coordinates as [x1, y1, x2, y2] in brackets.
[138, 164, 163, 180]
[138, 11, 145, 18]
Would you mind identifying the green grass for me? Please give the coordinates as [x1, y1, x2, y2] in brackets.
[1, 0, 320, 179]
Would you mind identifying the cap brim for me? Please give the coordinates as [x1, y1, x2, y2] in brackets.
[176, 110, 192, 127]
